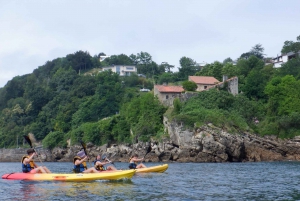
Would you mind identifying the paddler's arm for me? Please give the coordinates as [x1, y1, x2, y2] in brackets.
[75, 156, 88, 165]
[23, 152, 36, 165]
[132, 157, 144, 162]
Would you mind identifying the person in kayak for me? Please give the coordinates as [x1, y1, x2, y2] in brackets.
[22, 148, 51, 173]
[73, 150, 98, 173]
[129, 154, 147, 169]
[94, 155, 117, 171]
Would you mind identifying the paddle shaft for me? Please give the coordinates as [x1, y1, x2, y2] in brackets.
[141, 146, 152, 163]
[80, 141, 92, 167]
[104, 156, 117, 168]
[23, 135, 44, 165]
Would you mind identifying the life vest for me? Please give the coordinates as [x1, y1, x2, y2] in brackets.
[73, 156, 87, 173]
[128, 157, 137, 169]
[93, 160, 106, 171]
[21, 155, 35, 173]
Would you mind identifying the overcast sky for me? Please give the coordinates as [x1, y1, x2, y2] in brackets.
[1, 0, 300, 87]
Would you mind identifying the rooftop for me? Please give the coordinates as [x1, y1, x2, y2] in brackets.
[189, 76, 220, 84]
[155, 85, 184, 93]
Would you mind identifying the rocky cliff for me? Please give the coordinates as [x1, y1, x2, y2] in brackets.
[2, 118, 300, 163]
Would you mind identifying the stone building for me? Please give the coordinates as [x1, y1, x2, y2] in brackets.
[188, 76, 220, 91]
[154, 85, 184, 107]
[204, 76, 239, 95]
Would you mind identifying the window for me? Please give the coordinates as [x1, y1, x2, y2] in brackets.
[126, 67, 134, 70]
[116, 66, 120, 74]
[166, 95, 169, 99]
[204, 86, 207, 89]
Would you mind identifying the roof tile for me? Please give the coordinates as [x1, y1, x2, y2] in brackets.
[155, 85, 184, 93]
[189, 76, 220, 84]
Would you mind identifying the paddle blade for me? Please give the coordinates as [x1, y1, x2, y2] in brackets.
[23, 135, 32, 148]
[80, 141, 87, 155]
[28, 133, 37, 144]
[146, 145, 152, 154]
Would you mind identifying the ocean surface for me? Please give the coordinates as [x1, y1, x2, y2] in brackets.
[1, 161, 300, 200]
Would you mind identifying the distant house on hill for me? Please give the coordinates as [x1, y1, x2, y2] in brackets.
[154, 85, 184, 106]
[188, 76, 220, 91]
[102, 65, 137, 76]
[272, 51, 300, 68]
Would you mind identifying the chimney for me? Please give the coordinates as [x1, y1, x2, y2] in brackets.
[222, 75, 228, 82]
[163, 82, 167, 86]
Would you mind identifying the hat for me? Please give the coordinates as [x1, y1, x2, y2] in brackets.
[77, 150, 86, 158]
[27, 148, 35, 154]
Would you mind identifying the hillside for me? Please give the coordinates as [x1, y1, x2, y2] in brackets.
[1, 36, 300, 149]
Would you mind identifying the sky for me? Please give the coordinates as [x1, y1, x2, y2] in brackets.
[1, 0, 300, 87]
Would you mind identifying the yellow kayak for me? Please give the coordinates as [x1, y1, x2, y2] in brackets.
[135, 164, 168, 173]
[2, 169, 136, 181]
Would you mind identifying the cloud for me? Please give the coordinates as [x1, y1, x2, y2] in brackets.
[1, 0, 300, 87]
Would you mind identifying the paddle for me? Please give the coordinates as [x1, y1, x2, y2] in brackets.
[141, 145, 152, 163]
[101, 153, 117, 168]
[143, 145, 152, 158]
[23, 135, 44, 165]
[80, 141, 92, 167]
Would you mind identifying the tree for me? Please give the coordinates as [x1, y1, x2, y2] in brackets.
[195, 61, 223, 81]
[66, 51, 93, 73]
[182, 81, 197, 91]
[223, 57, 233, 65]
[242, 69, 267, 100]
[265, 75, 300, 116]
[103, 54, 133, 65]
[276, 57, 300, 78]
[222, 63, 239, 78]
[98, 52, 106, 57]
[134, 52, 162, 77]
[121, 93, 166, 142]
[281, 35, 300, 54]
[239, 44, 265, 60]
[178, 57, 198, 80]
[159, 62, 174, 73]
[157, 72, 176, 84]
[250, 44, 265, 59]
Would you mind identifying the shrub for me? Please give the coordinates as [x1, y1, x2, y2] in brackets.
[42, 131, 66, 149]
[182, 81, 197, 91]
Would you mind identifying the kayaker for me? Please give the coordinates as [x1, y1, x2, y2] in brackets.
[22, 148, 51, 173]
[129, 154, 147, 169]
[73, 150, 98, 173]
[94, 155, 117, 171]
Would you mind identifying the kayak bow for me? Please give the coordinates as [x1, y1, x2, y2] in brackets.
[135, 164, 168, 173]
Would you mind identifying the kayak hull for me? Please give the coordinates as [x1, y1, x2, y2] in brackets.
[2, 169, 136, 181]
[135, 164, 168, 173]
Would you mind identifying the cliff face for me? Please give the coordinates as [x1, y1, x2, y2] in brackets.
[163, 117, 300, 162]
[3, 118, 300, 163]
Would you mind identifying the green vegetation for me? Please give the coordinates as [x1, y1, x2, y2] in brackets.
[182, 81, 197, 91]
[1, 35, 300, 148]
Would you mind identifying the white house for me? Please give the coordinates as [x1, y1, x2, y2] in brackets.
[272, 51, 300, 68]
[102, 65, 137, 76]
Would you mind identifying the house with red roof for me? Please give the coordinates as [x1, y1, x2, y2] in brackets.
[188, 76, 220, 91]
[154, 85, 184, 106]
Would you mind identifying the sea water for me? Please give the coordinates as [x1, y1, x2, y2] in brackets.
[1, 162, 300, 200]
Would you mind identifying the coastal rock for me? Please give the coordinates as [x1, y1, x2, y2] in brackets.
[3, 118, 300, 163]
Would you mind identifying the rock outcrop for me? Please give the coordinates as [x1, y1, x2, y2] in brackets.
[2, 118, 300, 163]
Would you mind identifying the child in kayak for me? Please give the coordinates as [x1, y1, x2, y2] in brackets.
[73, 150, 98, 173]
[22, 148, 51, 173]
[129, 154, 147, 169]
[93, 155, 117, 171]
